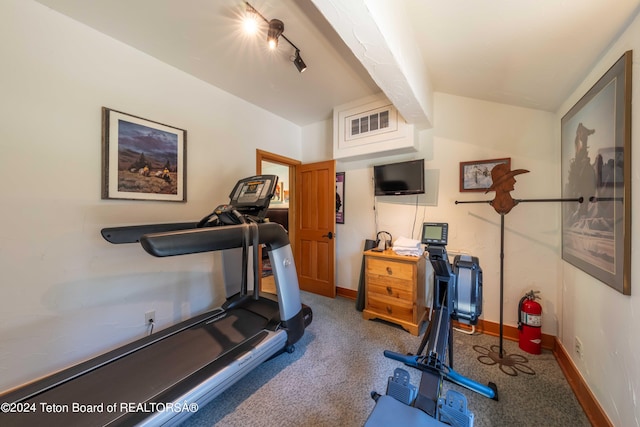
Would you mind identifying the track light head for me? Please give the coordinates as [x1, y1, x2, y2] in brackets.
[294, 50, 307, 73]
[242, 4, 260, 35]
[243, 2, 307, 72]
[267, 19, 284, 49]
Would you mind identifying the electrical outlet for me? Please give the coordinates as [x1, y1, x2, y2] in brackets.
[145, 310, 155, 325]
[575, 336, 583, 359]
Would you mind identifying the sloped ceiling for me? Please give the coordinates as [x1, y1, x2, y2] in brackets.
[34, 0, 640, 126]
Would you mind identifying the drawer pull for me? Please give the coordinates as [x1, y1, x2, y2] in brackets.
[386, 267, 393, 275]
[386, 286, 393, 295]
[386, 305, 392, 314]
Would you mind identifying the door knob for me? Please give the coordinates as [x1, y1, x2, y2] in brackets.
[322, 231, 334, 239]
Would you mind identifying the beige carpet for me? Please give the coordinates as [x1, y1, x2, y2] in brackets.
[181, 291, 589, 427]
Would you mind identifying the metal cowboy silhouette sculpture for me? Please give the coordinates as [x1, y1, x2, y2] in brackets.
[456, 162, 581, 368]
[485, 163, 530, 215]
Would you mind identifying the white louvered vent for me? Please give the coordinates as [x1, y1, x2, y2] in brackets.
[349, 109, 390, 138]
[345, 105, 397, 142]
[333, 93, 416, 160]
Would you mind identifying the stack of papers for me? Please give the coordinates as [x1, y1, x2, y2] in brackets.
[392, 237, 424, 257]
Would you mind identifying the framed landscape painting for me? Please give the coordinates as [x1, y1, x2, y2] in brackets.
[102, 108, 186, 202]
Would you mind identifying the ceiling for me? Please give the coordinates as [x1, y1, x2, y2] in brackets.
[34, 0, 640, 127]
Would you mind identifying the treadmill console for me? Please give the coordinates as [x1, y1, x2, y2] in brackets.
[195, 175, 279, 227]
[421, 222, 448, 246]
[228, 175, 278, 217]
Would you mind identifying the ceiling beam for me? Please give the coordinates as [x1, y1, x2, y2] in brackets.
[311, 0, 433, 127]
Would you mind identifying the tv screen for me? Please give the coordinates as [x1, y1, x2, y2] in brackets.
[373, 159, 425, 196]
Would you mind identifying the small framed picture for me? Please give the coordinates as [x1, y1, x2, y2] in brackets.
[336, 172, 345, 224]
[102, 108, 186, 202]
[459, 158, 511, 192]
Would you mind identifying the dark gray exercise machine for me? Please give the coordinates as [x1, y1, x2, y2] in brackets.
[0, 175, 311, 427]
[366, 223, 496, 427]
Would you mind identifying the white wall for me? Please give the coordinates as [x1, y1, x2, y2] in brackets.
[332, 93, 560, 339]
[557, 12, 640, 427]
[326, 12, 640, 423]
[301, 119, 333, 163]
[0, 0, 302, 392]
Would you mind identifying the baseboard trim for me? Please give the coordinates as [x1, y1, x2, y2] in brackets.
[336, 286, 357, 299]
[452, 322, 611, 426]
[337, 287, 611, 426]
[553, 338, 612, 427]
[452, 319, 556, 351]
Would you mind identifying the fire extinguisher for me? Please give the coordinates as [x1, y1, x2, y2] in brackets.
[518, 290, 542, 354]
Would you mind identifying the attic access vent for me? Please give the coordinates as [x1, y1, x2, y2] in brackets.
[350, 109, 390, 137]
[334, 94, 416, 159]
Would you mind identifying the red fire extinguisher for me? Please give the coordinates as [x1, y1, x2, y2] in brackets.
[518, 290, 542, 354]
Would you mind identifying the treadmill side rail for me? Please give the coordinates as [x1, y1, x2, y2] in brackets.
[131, 330, 289, 427]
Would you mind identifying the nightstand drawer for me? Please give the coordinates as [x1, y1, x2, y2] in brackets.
[367, 258, 414, 281]
[367, 281, 414, 300]
[367, 272, 414, 291]
[366, 294, 414, 323]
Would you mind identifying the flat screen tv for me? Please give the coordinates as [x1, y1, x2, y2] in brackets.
[373, 159, 425, 196]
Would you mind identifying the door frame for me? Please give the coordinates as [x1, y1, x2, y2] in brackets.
[256, 149, 300, 254]
[257, 150, 336, 298]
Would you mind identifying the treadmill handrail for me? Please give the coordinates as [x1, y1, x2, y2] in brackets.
[101, 222, 199, 244]
[140, 222, 289, 257]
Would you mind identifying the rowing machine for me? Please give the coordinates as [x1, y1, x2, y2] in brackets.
[366, 223, 497, 427]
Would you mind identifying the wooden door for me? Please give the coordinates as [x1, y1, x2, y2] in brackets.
[295, 160, 336, 297]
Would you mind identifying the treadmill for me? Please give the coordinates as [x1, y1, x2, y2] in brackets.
[0, 175, 312, 427]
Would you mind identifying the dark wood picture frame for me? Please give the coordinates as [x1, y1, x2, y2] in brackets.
[102, 107, 186, 202]
[459, 158, 511, 192]
[336, 172, 345, 224]
[561, 50, 632, 295]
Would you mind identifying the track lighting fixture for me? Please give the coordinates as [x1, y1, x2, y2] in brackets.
[293, 49, 307, 73]
[244, 2, 307, 73]
[267, 19, 284, 49]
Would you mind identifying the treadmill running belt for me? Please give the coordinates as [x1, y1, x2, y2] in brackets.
[3, 308, 271, 427]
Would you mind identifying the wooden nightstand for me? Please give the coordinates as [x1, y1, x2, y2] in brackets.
[362, 249, 427, 335]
